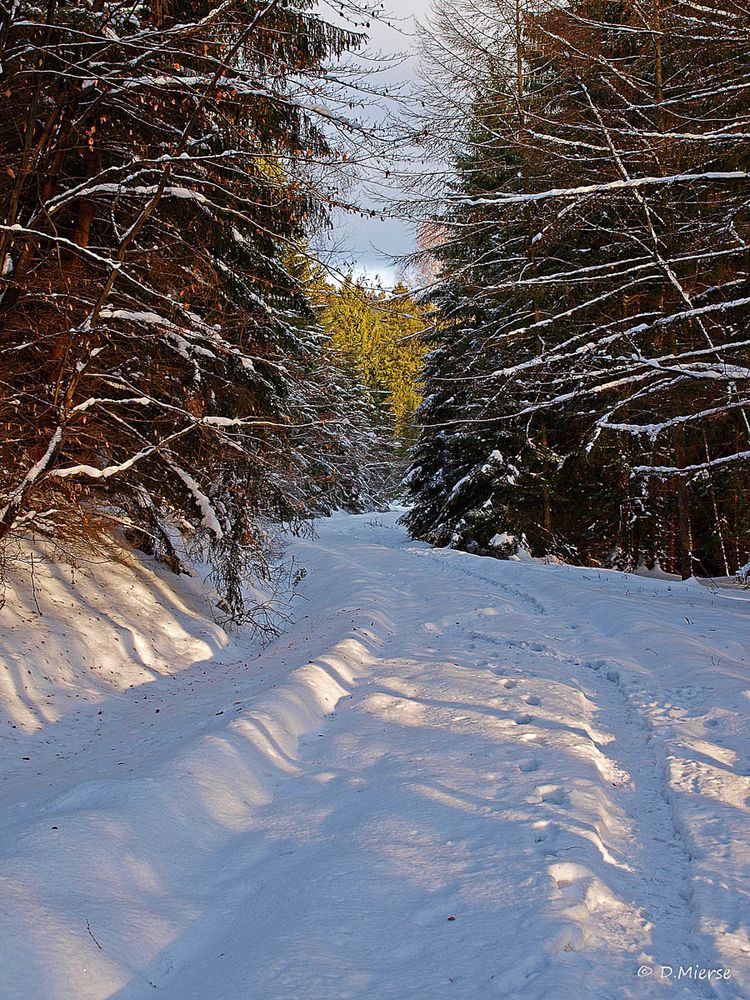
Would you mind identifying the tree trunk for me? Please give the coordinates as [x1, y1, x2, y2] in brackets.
[674, 426, 692, 579]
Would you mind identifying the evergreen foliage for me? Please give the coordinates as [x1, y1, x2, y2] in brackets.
[405, 0, 750, 578]
[316, 275, 431, 444]
[0, 0, 387, 621]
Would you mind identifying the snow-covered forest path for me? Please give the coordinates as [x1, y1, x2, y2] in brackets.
[1, 512, 749, 999]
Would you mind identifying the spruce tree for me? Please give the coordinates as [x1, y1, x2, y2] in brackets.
[406, 0, 750, 576]
[0, 0, 387, 620]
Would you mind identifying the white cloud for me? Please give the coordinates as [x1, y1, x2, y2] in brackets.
[317, 0, 433, 282]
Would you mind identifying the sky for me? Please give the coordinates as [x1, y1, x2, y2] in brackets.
[316, 0, 435, 287]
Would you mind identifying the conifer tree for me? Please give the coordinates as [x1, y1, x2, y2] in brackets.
[317, 275, 430, 444]
[0, 0, 388, 620]
[406, 0, 750, 576]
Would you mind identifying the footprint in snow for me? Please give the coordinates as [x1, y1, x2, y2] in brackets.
[538, 784, 568, 806]
[532, 820, 560, 845]
[503, 678, 518, 689]
[525, 694, 541, 706]
[514, 713, 534, 725]
[581, 659, 603, 671]
[518, 758, 540, 773]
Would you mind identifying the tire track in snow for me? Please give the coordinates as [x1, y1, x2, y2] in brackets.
[389, 535, 734, 994]
[508, 670, 729, 988]
[453, 623, 715, 993]
[574, 656, 726, 997]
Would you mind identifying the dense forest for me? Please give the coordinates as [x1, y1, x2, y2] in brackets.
[1, 0, 749, 598]
[0, 0, 394, 622]
[404, 0, 750, 579]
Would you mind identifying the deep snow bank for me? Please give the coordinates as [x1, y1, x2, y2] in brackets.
[0, 545, 232, 735]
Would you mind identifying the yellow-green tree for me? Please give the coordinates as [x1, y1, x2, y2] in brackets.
[317, 276, 430, 441]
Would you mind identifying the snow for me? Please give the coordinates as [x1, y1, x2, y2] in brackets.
[50, 443, 158, 482]
[99, 308, 179, 329]
[0, 511, 749, 998]
[489, 531, 516, 550]
[0, 427, 63, 526]
[461, 171, 750, 206]
[170, 463, 223, 538]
